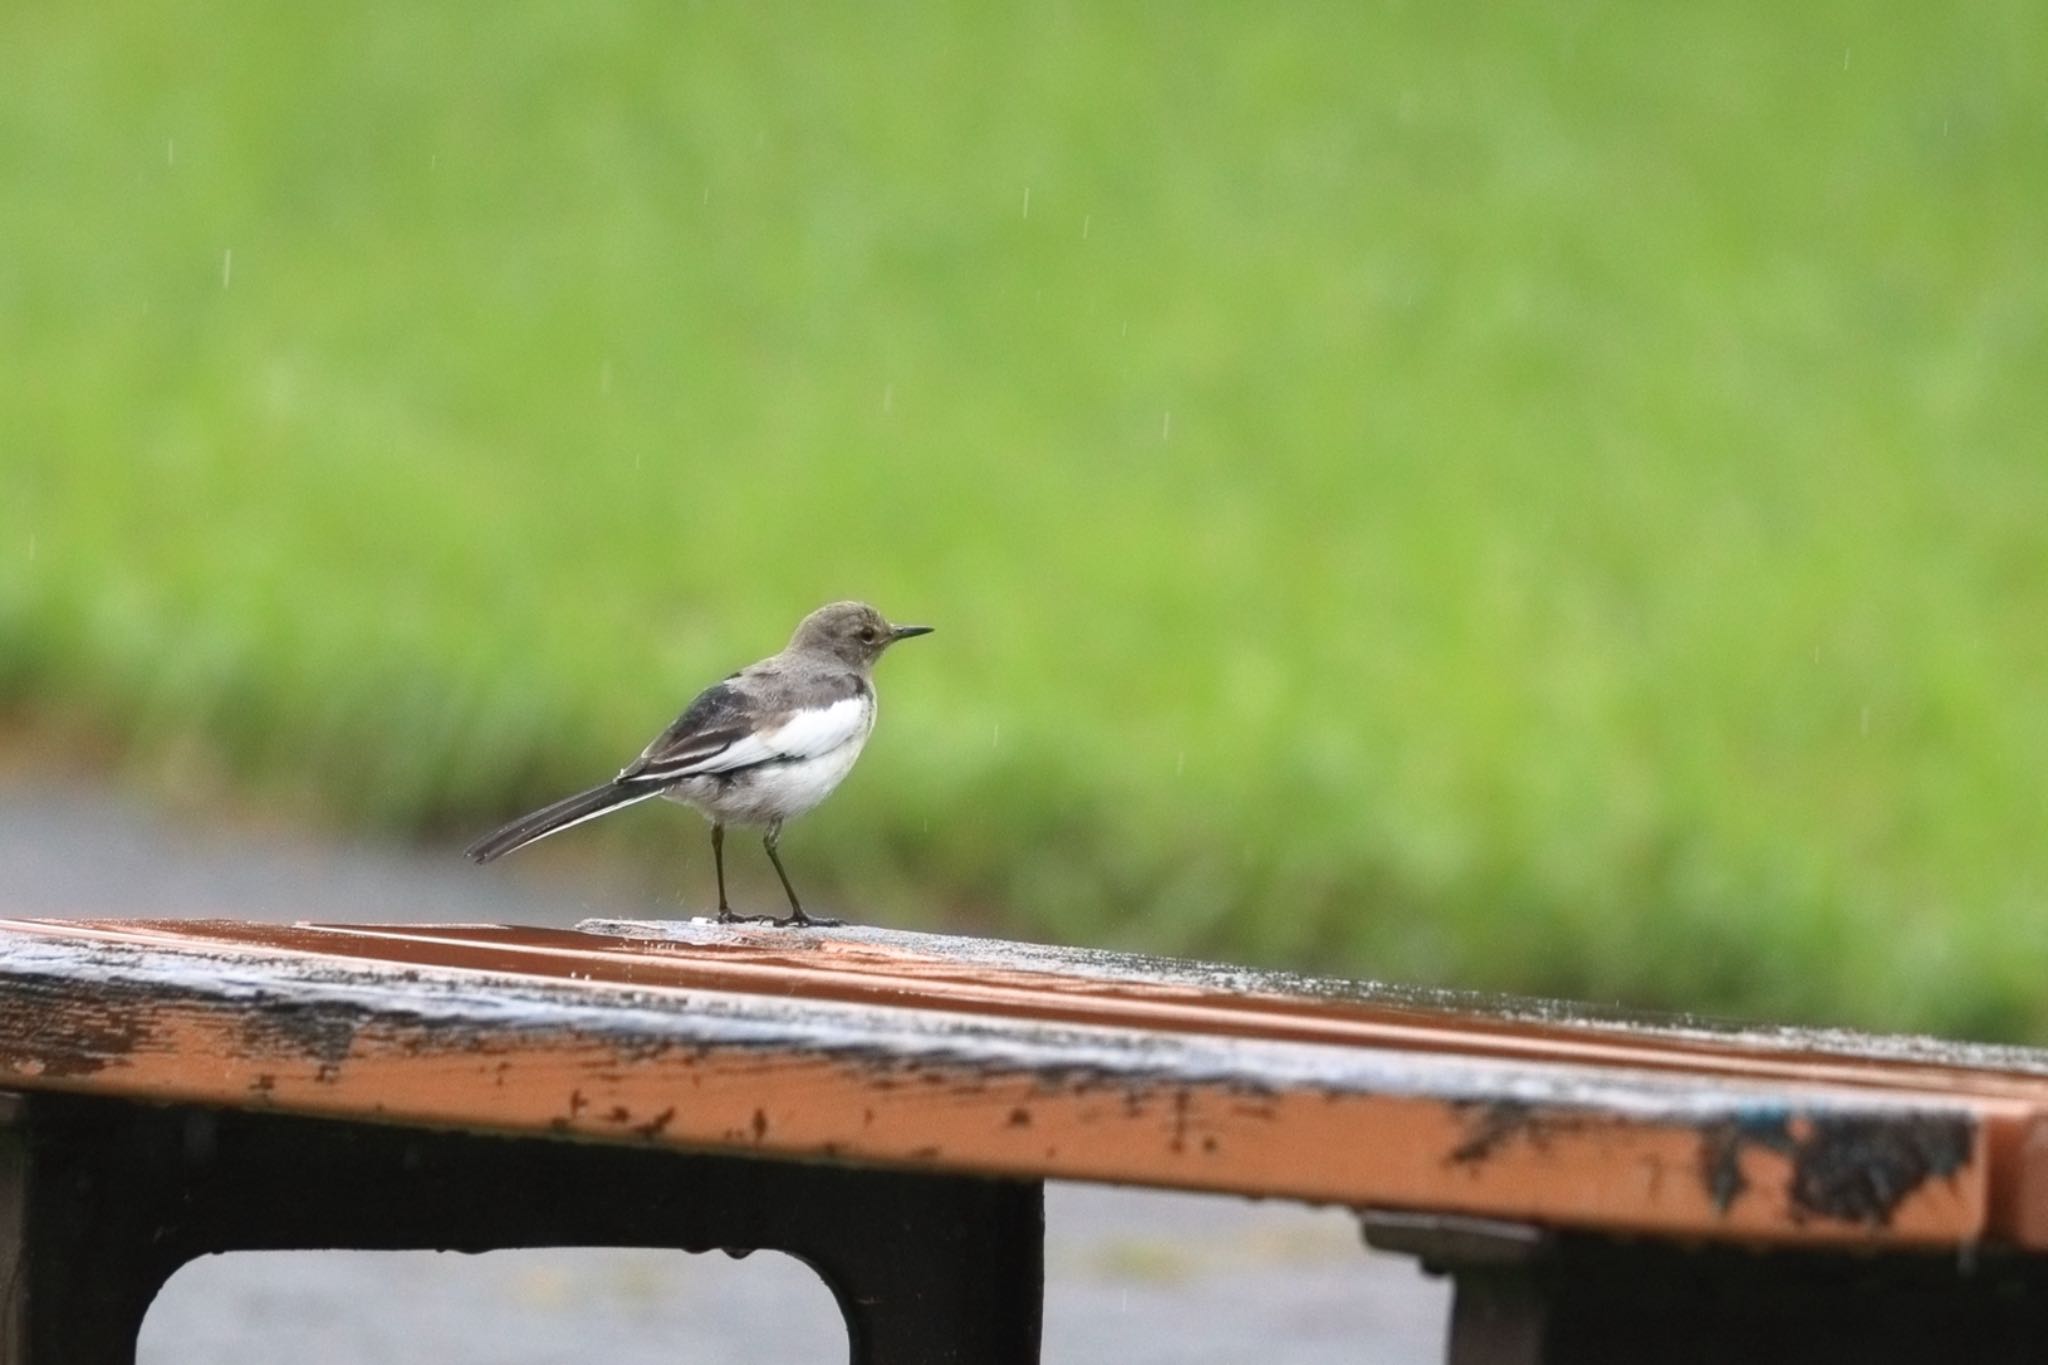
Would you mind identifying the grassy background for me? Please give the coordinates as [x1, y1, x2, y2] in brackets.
[4, 1, 2045, 1036]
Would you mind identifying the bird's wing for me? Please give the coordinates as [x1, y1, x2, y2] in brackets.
[618, 681, 756, 782]
[620, 677, 867, 783]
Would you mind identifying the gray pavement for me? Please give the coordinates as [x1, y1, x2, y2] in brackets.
[1, 774, 1448, 1363]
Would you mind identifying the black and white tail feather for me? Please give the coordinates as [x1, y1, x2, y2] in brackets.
[462, 780, 663, 863]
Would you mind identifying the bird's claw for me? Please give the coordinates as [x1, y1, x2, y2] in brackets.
[774, 911, 843, 929]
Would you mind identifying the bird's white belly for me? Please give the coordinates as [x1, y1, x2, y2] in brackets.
[663, 732, 871, 827]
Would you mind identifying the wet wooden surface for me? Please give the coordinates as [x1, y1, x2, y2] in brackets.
[2, 915, 2045, 1251]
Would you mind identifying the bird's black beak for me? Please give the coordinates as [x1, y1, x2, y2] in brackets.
[890, 624, 934, 641]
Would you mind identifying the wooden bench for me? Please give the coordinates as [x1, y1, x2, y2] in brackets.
[6, 915, 2048, 1363]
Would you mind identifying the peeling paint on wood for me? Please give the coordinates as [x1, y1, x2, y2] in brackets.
[0, 918, 2036, 1251]
[1786, 1115, 1974, 1226]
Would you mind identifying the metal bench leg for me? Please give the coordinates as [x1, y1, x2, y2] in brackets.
[1365, 1210, 2048, 1365]
[1442, 1268, 1548, 1365]
[796, 1173, 1044, 1364]
[1, 1097, 184, 1365]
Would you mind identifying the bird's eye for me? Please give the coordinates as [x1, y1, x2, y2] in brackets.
[861, 628, 880, 643]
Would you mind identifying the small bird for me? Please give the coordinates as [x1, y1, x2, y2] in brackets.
[464, 601, 932, 926]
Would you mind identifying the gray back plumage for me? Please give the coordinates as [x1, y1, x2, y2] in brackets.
[618, 655, 866, 784]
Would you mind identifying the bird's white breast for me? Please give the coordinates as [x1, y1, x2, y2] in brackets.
[664, 693, 876, 827]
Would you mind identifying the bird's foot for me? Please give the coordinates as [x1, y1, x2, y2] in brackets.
[774, 908, 843, 929]
[715, 907, 775, 925]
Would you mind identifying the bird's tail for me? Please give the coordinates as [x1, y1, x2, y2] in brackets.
[464, 780, 662, 863]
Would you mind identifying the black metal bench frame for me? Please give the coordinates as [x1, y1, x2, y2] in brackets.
[14, 1090, 2048, 1363]
[0, 1093, 1042, 1365]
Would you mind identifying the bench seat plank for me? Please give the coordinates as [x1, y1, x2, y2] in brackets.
[0, 917, 2035, 1252]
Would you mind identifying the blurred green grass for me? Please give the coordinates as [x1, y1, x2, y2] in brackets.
[3, 1, 2046, 1036]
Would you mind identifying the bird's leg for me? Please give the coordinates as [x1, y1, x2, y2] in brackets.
[712, 823, 734, 921]
[711, 822, 768, 925]
[762, 821, 807, 924]
[764, 820, 840, 928]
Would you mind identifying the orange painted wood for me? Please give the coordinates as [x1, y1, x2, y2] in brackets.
[1, 916, 2041, 1251]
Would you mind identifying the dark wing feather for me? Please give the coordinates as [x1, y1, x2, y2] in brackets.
[617, 680, 757, 782]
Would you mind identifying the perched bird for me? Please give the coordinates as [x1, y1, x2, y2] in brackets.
[464, 601, 932, 925]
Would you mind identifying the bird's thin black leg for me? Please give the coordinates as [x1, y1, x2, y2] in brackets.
[710, 822, 769, 924]
[765, 821, 841, 928]
[712, 823, 735, 922]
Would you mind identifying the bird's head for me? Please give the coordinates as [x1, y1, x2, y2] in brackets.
[789, 601, 933, 669]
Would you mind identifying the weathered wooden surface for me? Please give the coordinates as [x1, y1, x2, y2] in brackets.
[1, 916, 2044, 1251]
